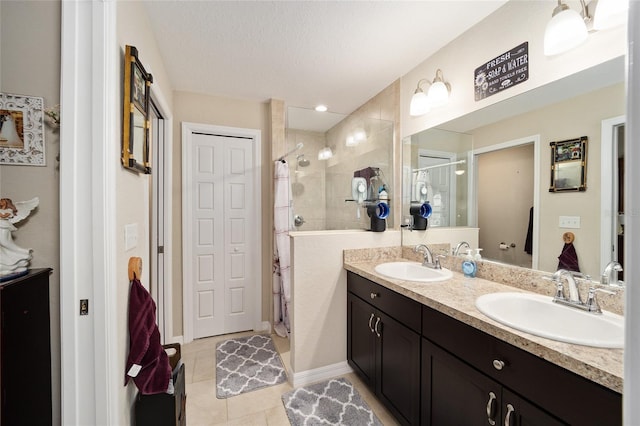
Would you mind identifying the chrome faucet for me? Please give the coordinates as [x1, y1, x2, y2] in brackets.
[452, 241, 470, 256]
[552, 269, 583, 304]
[414, 244, 442, 269]
[549, 269, 607, 313]
[601, 261, 624, 287]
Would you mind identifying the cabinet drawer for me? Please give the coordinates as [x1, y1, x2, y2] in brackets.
[422, 306, 621, 425]
[347, 271, 421, 333]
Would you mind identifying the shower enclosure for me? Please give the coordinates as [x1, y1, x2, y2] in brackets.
[285, 106, 394, 231]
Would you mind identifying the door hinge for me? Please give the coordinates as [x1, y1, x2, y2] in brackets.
[158, 245, 164, 254]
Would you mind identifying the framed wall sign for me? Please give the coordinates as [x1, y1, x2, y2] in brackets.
[122, 45, 153, 174]
[549, 136, 587, 192]
[0, 93, 45, 166]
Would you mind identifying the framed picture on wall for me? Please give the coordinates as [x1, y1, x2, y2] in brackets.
[549, 136, 588, 192]
[0, 93, 45, 166]
[121, 45, 153, 174]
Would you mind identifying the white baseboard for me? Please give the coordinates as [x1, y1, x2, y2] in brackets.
[291, 361, 354, 388]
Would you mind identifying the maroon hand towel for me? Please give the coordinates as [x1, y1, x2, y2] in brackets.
[557, 243, 580, 272]
[125, 277, 171, 395]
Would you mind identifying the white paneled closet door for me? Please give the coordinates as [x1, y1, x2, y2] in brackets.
[189, 133, 255, 339]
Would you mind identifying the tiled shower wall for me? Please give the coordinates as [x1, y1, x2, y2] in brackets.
[285, 80, 399, 231]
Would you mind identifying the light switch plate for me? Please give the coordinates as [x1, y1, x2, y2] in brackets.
[559, 215, 581, 229]
[125, 223, 138, 250]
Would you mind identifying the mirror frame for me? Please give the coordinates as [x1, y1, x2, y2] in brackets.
[121, 45, 153, 174]
[549, 136, 588, 192]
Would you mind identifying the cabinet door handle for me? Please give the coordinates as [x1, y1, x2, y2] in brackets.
[504, 403, 515, 426]
[374, 317, 381, 337]
[492, 359, 505, 370]
[370, 292, 379, 299]
[368, 313, 375, 333]
[486, 391, 497, 425]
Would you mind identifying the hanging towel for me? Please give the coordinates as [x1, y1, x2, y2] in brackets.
[125, 277, 172, 395]
[557, 238, 580, 272]
[524, 207, 534, 254]
[273, 160, 292, 337]
[354, 167, 376, 185]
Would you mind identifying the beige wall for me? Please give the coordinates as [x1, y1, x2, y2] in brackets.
[0, 2, 61, 423]
[471, 83, 625, 278]
[116, 1, 175, 423]
[290, 230, 400, 374]
[171, 91, 271, 336]
[478, 144, 534, 267]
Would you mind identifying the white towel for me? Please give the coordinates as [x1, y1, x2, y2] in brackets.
[273, 160, 293, 337]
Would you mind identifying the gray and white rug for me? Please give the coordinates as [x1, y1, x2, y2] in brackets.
[282, 378, 383, 426]
[216, 334, 287, 398]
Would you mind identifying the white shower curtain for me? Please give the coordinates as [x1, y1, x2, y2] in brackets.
[273, 160, 293, 337]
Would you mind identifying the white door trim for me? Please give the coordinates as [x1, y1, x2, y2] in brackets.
[472, 135, 541, 269]
[60, 1, 118, 423]
[182, 122, 262, 343]
[600, 115, 625, 273]
[150, 88, 175, 342]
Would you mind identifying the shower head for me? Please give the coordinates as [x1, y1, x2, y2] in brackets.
[297, 154, 310, 167]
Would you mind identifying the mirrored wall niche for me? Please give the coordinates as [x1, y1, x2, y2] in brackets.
[401, 56, 625, 281]
[286, 106, 394, 231]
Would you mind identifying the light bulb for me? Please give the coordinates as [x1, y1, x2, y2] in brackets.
[410, 90, 429, 117]
[544, 7, 588, 56]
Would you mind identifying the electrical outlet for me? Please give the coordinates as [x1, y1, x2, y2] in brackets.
[559, 215, 581, 229]
[80, 299, 89, 315]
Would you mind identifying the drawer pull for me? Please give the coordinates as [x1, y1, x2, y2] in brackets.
[492, 359, 505, 370]
[486, 391, 497, 425]
[374, 317, 381, 337]
[505, 403, 515, 426]
[370, 292, 380, 299]
[368, 313, 375, 333]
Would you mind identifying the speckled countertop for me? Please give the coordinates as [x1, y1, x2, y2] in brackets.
[343, 247, 623, 393]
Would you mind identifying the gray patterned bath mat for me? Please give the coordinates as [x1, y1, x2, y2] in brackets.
[216, 334, 287, 398]
[282, 378, 383, 425]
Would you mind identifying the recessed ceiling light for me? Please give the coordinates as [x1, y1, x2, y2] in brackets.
[315, 105, 328, 112]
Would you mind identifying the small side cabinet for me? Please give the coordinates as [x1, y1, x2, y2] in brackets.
[347, 271, 421, 425]
[0, 268, 53, 425]
[135, 362, 186, 426]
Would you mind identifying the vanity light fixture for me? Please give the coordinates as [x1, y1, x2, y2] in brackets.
[409, 69, 451, 117]
[593, 0, 628, 30]
[315, 104, 328, 112]
[318, 146, 333, 160]
[544, 0, 590, 56]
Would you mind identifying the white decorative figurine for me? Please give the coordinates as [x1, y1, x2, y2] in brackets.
[0, 197, 38, 279]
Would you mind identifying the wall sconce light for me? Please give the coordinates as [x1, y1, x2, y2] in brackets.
[346, 128, 367, 147]
[318, 146, 334, 160]
[409, 69, 451, 117]
[543, 0, 590, 56]
[593, 0, 628, 30]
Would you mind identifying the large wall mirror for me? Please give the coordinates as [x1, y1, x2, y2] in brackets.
[402, 56, 625, 281]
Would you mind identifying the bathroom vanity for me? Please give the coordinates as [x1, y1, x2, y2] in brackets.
[345, 253, 622, 426]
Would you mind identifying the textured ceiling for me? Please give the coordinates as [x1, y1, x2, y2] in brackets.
[144, 1, 508, 115]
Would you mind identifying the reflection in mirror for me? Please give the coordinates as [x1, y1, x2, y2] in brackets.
[286, 106, 394, 231]
[402, 56, 625, 281]
[132, 108, 145, 165]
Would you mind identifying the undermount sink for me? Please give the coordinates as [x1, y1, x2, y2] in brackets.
[475, 292, 624, 348]
[374, 261, 453, 282]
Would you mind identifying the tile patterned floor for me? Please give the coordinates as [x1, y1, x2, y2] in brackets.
[183, 331, 400, 425]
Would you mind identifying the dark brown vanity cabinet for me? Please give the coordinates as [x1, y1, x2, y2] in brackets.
[422, 306, 622, 426]
[347, 272, 421, 425]
[422, 338, 564, 426]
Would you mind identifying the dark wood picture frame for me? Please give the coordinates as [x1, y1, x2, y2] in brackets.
[549, 136, 587, 192]
[122, 45, 153, 174]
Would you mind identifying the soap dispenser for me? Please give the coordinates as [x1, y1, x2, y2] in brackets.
[474, 248, 483, 261]
[462, 249, 477, 278]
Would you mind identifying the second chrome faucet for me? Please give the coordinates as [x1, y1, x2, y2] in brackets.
[414, 244, 443, 270]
